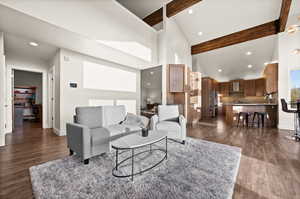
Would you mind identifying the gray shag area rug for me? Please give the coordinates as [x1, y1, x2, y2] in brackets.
[29, 138, 241, 199]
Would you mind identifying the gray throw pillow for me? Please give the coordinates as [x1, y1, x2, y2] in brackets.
[122, 113, 149, 128]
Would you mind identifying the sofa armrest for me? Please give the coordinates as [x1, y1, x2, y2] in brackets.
[179, 115, 187, 141]
[66, 123, 91, 160]
[150, 115, 159, 130]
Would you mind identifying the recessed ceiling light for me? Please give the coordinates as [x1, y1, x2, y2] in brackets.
[248, 64, 253, 68]
[218, 69, 222, 72]
[150, 71, 154, 75]
[198, 32, 203, 36]
[188, 9, 193, 14]
[29, 42, 38, 47]
[147, 82, 151, 86]
[246, 51, 252, 56]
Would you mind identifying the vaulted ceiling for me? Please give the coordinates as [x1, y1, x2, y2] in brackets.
[117, 0, 171, 19]
[117, 0, 297, 81]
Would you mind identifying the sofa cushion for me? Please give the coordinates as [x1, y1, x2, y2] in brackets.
[122, 113, 149, 128]
[156, 121, 181, 133]
[106, 124, 127, 137]
[103, 105, 126, 126]
[76, 106, 103, 128]
[158, 105, 179, 122]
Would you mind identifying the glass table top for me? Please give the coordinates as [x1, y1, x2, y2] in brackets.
[111, 130, 167, 149]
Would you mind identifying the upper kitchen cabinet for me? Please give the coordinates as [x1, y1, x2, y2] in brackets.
[255, 78, 266, 96]
[244, 79, 256, 96]
[229, 79, 244, 94]
[168, 64, 185, 93]
[219, 82, 230, 97]
[264, 63, 278, 94]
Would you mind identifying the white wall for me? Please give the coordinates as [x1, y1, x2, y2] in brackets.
[165, 18, 192, 68]
[158, 6, 193, 105]
[5, 53, 51, 131]
[278, 14, 300, 130]
[0, 0, 158, 68]
[56, 49, 141, 136]
[0, 32, 5, 146]
[0, 31, 3, 54]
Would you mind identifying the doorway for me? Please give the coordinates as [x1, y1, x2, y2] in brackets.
[13, 69, 43, 130]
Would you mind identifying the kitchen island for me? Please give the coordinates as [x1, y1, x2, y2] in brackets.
[224, 103, 278, 127]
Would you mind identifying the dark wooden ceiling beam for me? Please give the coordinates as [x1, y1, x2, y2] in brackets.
[167, 0, 202, 18]
[143, 0, 202, 26]
[143, 8, 163, 27]
[279, 0, 292, 32]
[191, 20, 279, 55]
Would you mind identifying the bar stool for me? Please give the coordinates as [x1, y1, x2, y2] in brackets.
[237, 112, 252, 127]
[252, 112, 268, 128]
[281, 99, 300, 141]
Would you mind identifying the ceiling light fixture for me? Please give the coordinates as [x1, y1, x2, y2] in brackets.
[246, 51, 252, 56]
[248, 65, 253, 68]
[287, 25, 300, 34]
[293, 49, 300, 55]
[218, 69, 222, 72]
[29, 42, 39, 47]
[188, 9, 193, 14]
[198, 32, 203, 36]
[150, 71, 154, 75]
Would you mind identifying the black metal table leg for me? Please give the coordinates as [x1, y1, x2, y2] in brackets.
[131, 148, 134, 181]
[165, 137, 168, 160]
[116, 149, 118, 171]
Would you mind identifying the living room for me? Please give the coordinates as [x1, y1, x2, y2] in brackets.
[0, 0, 300, 199]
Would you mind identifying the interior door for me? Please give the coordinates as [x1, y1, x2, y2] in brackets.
[0, 54, 5, 146]
[48, 69, 54, 128]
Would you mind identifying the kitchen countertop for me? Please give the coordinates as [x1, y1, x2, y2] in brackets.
[223, 103, 278, 106]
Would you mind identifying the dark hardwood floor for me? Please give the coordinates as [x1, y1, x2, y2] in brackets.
[1, 119, 300, 199]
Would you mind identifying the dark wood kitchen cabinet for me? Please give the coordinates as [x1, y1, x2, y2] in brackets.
[255, 78, 266, 97]
[202, 77, 217, 118]
[218, 82, 230, 97]
[244, 80, 256, 96]
[264, 63, 278, 94]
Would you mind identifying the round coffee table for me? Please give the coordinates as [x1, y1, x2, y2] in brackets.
[111, 130, 168, 181]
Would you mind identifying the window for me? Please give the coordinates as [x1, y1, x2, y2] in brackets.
[96, 40, 152, 62]
[89, 99, 114, 106]
[116, 100, 136, 114]
[290, 69, 300, 108]
[83, 61, 137, 92]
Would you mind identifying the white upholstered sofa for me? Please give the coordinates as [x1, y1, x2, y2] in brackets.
[66, 105, 148, 164]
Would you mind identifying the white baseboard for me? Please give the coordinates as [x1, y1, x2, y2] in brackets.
[0, 136, 5, 147]
[53, 128, 66, 136]
[60, 130, 66, 136]
[278, 121, 294, 131]
[53, 128, 60, 136]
